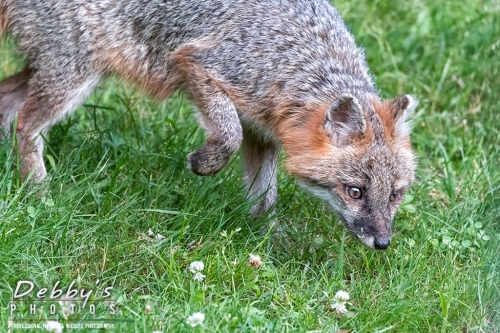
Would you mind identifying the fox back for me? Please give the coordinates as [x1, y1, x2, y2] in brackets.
[0, 0, 417, 249]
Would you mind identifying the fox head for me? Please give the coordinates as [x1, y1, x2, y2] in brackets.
[283, 93, 417, 250]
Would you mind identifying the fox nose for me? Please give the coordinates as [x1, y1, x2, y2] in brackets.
[374, 237, 391, 250]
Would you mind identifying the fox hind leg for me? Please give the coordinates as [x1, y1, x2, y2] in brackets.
[0, 68, 30, 139]
[16, 69, 100, 182]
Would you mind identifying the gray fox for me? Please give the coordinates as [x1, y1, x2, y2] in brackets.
[0, 0, 417, 249]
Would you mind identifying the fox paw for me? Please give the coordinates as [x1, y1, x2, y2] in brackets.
[187, 144, 232, 176]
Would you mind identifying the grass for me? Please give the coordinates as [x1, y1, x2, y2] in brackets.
[0, 0, 499, 332]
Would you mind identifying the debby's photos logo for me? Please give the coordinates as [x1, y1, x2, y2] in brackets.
[8, 279, 132, 331]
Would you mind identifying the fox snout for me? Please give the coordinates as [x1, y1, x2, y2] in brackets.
[358, 235, 392, 250]
[351, 217, 393, 250]
[374, 236, 391, 250]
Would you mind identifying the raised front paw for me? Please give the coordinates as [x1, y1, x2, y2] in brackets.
[187, 142, 233, 176]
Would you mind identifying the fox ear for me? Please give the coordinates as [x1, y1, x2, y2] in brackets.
[391, 95, 418, 137]
[324, 93, 366, 145]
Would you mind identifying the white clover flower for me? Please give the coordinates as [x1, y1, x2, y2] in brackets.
[192, 271, 206, 281]
[45, 321, 63, 333]
[145, 304, 152, 314]
[189, 261, 206, 281]
[248, 254, 263, 267]
[331, 290, 350, 314]
[186, 312, 205, 327]
[189, 261, 204, 273]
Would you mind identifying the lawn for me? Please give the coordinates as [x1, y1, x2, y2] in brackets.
[0, 0, 499, 332]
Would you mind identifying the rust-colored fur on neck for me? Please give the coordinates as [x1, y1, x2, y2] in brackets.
[280, 106, 332, 157]
[279, 102, 375, 156]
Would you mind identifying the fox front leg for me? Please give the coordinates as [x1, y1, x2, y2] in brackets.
[187, 89, 242, 176]
[241, 128, 279, 217]
[172, 45, 243, 176]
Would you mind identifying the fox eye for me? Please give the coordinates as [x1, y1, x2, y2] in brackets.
[389, 191, 399, 202]
[347, 186, 362, 199]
